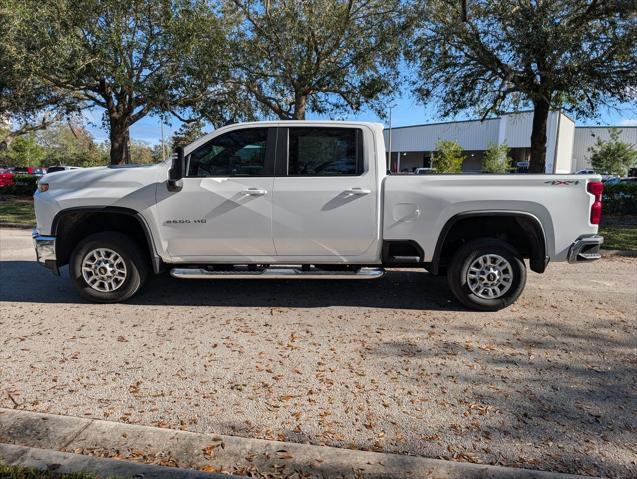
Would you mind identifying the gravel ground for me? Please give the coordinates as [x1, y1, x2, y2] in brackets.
[1, 228, 635, 477]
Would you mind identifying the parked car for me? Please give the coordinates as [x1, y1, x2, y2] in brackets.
[414, 167, 436, 175]
[13, 166, 47, 177]
[0, 168, 15, 187]
[602, 176, 620, 185]
[46, 166, 82, 173]
[620, 177, 637, 183]
[575, 169, 596, 175]
[33, 121, 604, 311]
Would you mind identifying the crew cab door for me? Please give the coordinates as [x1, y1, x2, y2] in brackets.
[156, 127, 276, 259]
[272, 126, 380, 261]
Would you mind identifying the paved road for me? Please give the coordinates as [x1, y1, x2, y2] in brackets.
[1, 228, 635, 478]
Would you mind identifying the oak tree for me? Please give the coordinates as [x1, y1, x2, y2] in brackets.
[408, 0, 637, 172]
[0, 2, 79, 150]
[16, 0, 233, 164]
[225, 0, 405, 120]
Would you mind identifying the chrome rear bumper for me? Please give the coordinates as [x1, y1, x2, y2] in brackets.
[32, 229, 59, 274]
[568, 235, 604, 263]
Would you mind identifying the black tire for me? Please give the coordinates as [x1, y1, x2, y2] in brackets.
[70, 231, 149, 303]
[447, 238, 526, 311]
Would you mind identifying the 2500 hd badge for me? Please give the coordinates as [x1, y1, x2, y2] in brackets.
[164, 219, 207, 224]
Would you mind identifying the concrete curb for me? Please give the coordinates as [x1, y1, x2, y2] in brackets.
[600, 249, 637, 257]
[0, 223, 33, 230]
[0, 443, 234, 478]
[0, 409, 591, 479]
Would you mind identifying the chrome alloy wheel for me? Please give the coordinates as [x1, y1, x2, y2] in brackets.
[81, 248, 127, 292]
[466, 254, 513, 299]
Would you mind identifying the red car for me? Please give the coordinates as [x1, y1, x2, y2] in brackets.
[0, 168, 15, 187]
[12, 166, 47, 176]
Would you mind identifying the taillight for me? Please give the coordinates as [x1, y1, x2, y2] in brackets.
[587, 181, 603, 225]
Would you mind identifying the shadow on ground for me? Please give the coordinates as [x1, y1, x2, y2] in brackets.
[363, 321, 636, 477]
[0, 260, 464, 311]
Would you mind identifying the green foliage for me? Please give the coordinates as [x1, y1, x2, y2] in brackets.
[598, 225, 637, 251]
[150, 144, 168, 163]
[589, 129, 637, 177]
[434, 140, 465, 173]
[0, 196, 35, 224]
[603, 182, 637, 216]
[14, 0, 234, 164]
[38, 124, 108, 167]
[171, 121, 206, 149]
[0, 133, 45, 167]
[408, 0, 637, 172]
[226, 0, 405, 120]
[2, 174, 39, 196]
[0, 1, 79, 149]
[482, 143, 512, 174]
[129, 141, 157, 165]
[0, 121, 162, 168]
[0, 463, 98, 478]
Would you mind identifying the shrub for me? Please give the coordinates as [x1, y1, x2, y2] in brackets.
[3, 174, 38, 196]
[589, 129, 637, 176]
[482, 143, 513, 173]
[434, 140, 465, 173]
[603, 182, 637, 216]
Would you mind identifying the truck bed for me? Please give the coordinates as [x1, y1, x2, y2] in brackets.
[382, 174, 599, 262]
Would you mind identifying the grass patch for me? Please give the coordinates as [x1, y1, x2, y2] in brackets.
[599, 225, 637, 251]
[0, 195, 35, 225]
[0, 464, 98, 479]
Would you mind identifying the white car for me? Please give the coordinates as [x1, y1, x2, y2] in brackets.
[32, 121, 604, 311]
[46, 166, 82, 173]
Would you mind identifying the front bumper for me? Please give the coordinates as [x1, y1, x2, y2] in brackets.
[32, 229, 59, 275]
[568, 234, 604, 263]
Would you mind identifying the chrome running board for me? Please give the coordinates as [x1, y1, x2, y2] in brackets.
[170, 266, 385, 280]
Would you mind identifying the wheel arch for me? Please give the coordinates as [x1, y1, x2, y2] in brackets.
[430, 211, 548, 275]
[51, 206, 162, 273]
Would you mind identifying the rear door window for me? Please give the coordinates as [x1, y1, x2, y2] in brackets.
[287, 127, 363, 176]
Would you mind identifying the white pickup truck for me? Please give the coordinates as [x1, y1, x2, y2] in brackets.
[32, 121, 604, 310]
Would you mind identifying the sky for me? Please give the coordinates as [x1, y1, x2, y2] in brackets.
[83, 94, 637, 147]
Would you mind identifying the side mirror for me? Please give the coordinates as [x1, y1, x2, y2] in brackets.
[168, 146, 185, 192]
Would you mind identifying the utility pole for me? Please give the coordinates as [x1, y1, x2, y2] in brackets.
[387, 104, 396, 173]
[160, 118, 166, 162]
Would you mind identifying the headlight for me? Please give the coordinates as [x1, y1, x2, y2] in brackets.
[38, 182, 49, 193]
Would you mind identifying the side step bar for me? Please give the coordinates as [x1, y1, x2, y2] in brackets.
[170, 266, 385, 280]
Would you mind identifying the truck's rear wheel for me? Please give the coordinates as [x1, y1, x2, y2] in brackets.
[447, 239, 526, 311]
[70, 232, 148, 303]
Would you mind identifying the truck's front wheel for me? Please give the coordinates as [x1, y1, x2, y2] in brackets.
[70, 232, 148, 303]
[447, 239, 526, 311]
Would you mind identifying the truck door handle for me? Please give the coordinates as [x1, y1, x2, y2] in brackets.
[345, 188, 371, 196]
[243, 188, 267, 196]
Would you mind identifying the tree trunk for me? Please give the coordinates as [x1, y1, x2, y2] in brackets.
[292, 94, 307, 120]
[0, 136, 13, 151]
[528, 98, 550, 173]
[109, 115, 130, 165]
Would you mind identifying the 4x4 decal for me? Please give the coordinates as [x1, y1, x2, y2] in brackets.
[544, 180, 580, 186]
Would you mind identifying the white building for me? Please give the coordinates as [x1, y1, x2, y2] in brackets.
[572, 126, 637, 172]
[383, 111, 636, 174]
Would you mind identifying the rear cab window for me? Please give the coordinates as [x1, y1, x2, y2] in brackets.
[285, 127, 364, 176]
